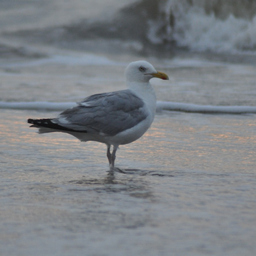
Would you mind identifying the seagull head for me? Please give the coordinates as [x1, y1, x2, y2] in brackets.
[125, 60, 169, 83]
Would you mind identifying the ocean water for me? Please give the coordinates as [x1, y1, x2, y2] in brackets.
[0, 0, 256, 255]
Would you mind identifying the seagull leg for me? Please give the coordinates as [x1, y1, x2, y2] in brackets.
[111, 145, 118, 169]
[107, 145, 112, 166]
[107, 145, 118, 170]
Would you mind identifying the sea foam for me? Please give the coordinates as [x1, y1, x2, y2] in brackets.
[147, 0, 256, 54]
[1, 101, 256, 114]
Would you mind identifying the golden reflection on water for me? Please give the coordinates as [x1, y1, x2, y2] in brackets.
[142, 114, 256, 172]
[1, 110, 256, 174]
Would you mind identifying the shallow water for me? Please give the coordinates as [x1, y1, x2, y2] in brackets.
[1, 52, 256, 256]
[1, 109, 256, 256]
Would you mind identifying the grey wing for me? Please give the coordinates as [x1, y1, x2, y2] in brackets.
[54, 90, 148, 136]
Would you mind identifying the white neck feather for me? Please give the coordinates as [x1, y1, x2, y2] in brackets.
[127, 81, 157, 116]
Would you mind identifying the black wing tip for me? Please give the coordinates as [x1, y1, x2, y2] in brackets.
[27, 118, 53, 127]
[27, 118, 85, 132]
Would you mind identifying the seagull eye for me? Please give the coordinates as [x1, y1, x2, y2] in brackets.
[139, 66, 147, 72]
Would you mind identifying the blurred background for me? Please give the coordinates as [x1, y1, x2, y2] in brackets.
[1, 0, 256, 107]
[1, 0, 256, 62]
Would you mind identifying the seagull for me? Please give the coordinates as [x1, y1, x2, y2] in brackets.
[27, 60, 169, 169]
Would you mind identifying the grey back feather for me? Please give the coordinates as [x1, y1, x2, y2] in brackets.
[55, 90, 147, 136]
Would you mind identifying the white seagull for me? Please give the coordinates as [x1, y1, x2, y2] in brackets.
[28, 60, 169, 169]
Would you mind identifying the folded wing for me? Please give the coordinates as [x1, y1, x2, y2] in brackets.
[54, 90, 148, 136]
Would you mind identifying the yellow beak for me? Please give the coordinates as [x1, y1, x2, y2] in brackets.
[151, 71, 169, 80]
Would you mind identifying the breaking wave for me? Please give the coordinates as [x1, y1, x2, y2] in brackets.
[124, 0, 256, 54]
[5, 0, 256, 56]
[123, 0, 256, 53]
[145, 0, 256, 53]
